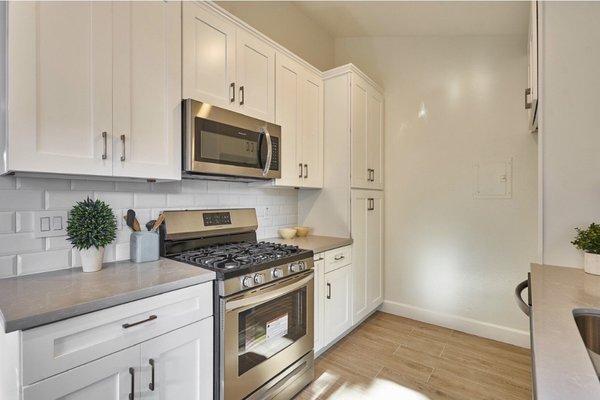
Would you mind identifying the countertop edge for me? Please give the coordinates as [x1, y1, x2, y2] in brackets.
[2, 272, 215, 333]
[267, 236, 353, 254]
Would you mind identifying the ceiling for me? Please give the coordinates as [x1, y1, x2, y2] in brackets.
[293, 1, 529, 37]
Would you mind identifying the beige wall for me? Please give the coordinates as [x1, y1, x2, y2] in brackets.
[216, 1, 335, 71]
[335, 36, 537, 345]
[540, 2, 600, 268]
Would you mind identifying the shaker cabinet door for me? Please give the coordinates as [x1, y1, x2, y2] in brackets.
[324, 264, 352, 345]
[236, 29, 276, 123]
[350, 75, 369, 189]
[23, 346, 139, 400]
[275, 53, 303, 187]
[182, 1, 237, 110]
[367, 88, 384, 190]
[300, 71, 324, 188]
[112, 1, 181, 180]
[366, 195, 384, 310]
[7, 1, 113, 176]
[140, 319, 213, 400]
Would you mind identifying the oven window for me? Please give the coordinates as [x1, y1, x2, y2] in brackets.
[238, 287, 307, 376]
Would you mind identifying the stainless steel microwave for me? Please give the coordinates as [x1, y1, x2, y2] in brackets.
[183, 99, 281, 180]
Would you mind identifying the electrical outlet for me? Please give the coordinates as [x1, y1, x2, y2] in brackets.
[34, 211, 68, 238]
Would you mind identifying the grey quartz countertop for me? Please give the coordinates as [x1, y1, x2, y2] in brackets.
[0, 258, 215, 333]
[531, 263, 600, 400]
[268, 235, 353, 254]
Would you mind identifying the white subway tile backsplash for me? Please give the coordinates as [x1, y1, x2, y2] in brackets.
[71, 179, 115, 192]
[0, 212, 15, 233]
[46, 191, 92, 210]
[0, 256, 16, 278]
[0, 233, 44, 255]
[0, 177, 298, 278]
[95, 192, 134, 210]
[17, 249, 70, 275]
[0, 190, 44, 211]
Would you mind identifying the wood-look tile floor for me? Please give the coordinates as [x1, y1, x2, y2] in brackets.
[296, 311, 532, 400]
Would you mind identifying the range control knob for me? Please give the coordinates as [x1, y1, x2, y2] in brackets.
[297, 261, 306, 271]
[241, 275, 254, 288]
[272, 268, 283, 278]
[290, 263, 299, 273]
[254, 273, 265, 285]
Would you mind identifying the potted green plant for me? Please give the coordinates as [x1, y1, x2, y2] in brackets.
[67, 198, 117, 272]
[572, 223, 600, 275]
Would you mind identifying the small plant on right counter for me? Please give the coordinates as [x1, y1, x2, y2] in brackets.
[572, 223, 600, 275]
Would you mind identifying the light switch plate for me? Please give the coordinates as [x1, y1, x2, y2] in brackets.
[34, 211, 68, 238]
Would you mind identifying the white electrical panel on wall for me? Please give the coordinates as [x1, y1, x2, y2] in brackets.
[474, 158, 513, 199]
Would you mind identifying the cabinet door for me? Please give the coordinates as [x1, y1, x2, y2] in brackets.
[140, 318, 213, 400]
[236, 29, 276, 122]
[351, 192, 368, 323]
[527, 0, 538, 132]
[275, 53, 302, 187]
[367, 88, 384, 190]
[112, 1, 181, 180]
[313, 254, 325, 353]
[367, 196, 384, 311]
[300, 71, 324, 188]
[351, 74, 369, 189]
[8, 1, 113, 176]
[182, 2, 236, 110]
[324, 264, 352, 346]
[23, 346, 138, 400]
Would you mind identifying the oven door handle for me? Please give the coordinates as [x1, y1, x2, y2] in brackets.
[260, 126, 272, 177]
[226, 272, 313, 311]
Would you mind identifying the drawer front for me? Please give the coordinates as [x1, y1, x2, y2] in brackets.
[324, 245, 352, 273]
[23, 283, 213, 385]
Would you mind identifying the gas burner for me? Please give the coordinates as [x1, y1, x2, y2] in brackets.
[173, 241, 304, 272]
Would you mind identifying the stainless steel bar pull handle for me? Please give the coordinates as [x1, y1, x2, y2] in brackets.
[524, 88, 532, 109]
[239, 86, 245, 105]
[367, 198, 375, 210]
[101, 132, 108, 160]
[304, 164, 308, 179]
[122, 314, 157, 329]
[148, 359, 155, 391]
[334, 254, 345, 261]
[299, 163, 303, 178]
[129, 367, 135, 400]
[230, 82, 235, 103]
[327, 282, 331, 299]
[120, 134, 126, 161]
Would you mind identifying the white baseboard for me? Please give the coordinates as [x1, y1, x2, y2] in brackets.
[381, 300, 530, 348]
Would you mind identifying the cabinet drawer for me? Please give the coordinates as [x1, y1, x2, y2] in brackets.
[313, 253, 325, 262]
[22, 283, 212, 385]
[324, 246, 352, 273]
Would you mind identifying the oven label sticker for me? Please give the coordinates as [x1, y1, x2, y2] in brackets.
[266, 314, 288, 340]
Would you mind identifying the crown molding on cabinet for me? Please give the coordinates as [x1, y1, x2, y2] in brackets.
[322, 63, 384, 94]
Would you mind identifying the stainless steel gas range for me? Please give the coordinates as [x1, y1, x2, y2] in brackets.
[159, 208, 314, 400]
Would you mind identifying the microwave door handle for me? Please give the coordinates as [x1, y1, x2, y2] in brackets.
[261, 127, 272, 176]
[225, 272, 313, 311]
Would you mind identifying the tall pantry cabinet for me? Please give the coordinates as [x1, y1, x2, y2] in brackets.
[299, 64, 385, 325]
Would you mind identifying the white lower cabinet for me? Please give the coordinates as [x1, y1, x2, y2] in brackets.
[141, 319, 213, 400]
[351, 190, 384, 323]
[23, 346, 138, 400]
[5, 284, 214, 400]
[313, 253, 325, 353]
[323, 263, 352, 346]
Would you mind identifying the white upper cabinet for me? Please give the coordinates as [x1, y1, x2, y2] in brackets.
[112, 1, 181, 180]
[351, 73, 384, 190]
[182, 2, 276, 123]
[275, 53, 323, 188]
[182, 2, 236, 111]
[6, 1, 181, 180]
[275, 54, 303, 187]
[7, 2, 113, 176]
[300, 71, 324, 188]
[236, 29, 276, 122]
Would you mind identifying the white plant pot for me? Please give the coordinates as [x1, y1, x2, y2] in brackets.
[584, 252, 600, 275]
[79, 247, 105, 273]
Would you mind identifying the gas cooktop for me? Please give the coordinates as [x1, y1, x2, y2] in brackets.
[171, 241, 313, 279]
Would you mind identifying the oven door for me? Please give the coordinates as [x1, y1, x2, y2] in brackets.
[223, 271, 314, 400]
[184, 99, 281, 179]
